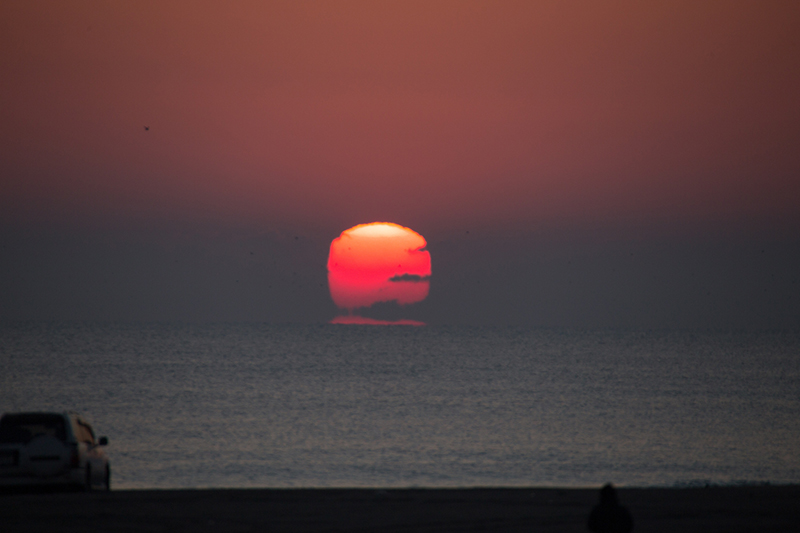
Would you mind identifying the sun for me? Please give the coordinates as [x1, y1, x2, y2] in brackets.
[327, 222, 431, 322]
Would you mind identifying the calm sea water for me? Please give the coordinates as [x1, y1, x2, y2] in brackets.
[2, 323, 799, 489]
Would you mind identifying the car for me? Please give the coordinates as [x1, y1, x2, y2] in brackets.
[0, 412, 110, 491]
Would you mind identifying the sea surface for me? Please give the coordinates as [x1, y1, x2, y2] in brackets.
[2, 323, 799, 489]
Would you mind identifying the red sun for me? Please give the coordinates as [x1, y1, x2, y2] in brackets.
[327, 222, 431, 322]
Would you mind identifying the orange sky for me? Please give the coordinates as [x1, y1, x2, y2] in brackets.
[2, 2, 800, 327]
[2, 1, 799, 232]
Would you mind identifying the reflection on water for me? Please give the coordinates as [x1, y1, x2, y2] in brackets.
[2, 323, 799, 489]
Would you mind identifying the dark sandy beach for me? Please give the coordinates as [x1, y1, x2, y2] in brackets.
[1, 486, 798, 532]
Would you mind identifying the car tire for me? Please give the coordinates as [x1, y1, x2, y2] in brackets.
[105, 466, 111, 491]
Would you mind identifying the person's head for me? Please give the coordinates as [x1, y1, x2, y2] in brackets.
[600, 483, 618, 504]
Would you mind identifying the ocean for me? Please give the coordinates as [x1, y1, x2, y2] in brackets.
[2, 323, 798, 489]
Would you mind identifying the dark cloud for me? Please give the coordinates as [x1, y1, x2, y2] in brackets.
[0, 224, 335, 323]
[389, 274, 431, 283]
[2, 221, 799, 329]
[346, 300, 425, 321]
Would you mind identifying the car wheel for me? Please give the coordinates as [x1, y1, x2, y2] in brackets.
[105, 465, 111, 491]
[85, 465, 93, 492]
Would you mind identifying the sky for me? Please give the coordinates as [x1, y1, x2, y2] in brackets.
[1, 1, 799, 327]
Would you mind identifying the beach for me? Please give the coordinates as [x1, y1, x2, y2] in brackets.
[2, 486, 799, 532]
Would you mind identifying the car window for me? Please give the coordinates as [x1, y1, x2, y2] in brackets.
[0, 414, 67, 443]
[76, 422, 95, 445]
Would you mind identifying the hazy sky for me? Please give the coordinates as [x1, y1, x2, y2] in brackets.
[2, 1, 799, 327]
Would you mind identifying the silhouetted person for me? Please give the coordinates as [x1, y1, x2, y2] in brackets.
[588, 483, 633, 533]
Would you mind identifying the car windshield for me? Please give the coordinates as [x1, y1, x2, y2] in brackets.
[0, 414, 67, 444]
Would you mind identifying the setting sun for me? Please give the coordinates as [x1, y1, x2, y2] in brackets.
[327, 222, 431, 321]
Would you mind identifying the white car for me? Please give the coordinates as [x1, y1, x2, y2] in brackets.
[0, 412, 110, 491]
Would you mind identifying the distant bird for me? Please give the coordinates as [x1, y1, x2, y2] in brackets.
[144, 126, 149, 131]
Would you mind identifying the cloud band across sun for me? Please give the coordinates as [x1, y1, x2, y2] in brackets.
[388, 274, 431, 282]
